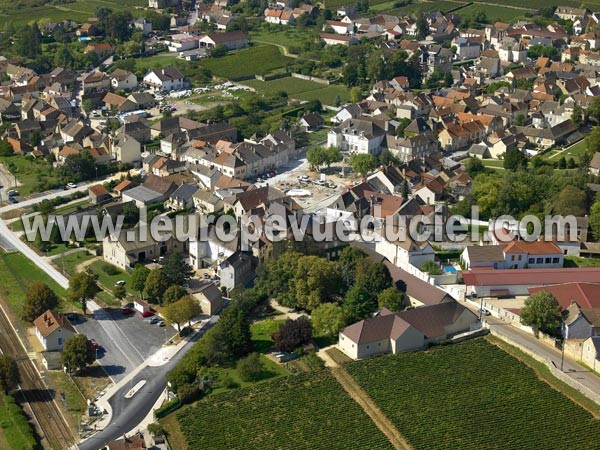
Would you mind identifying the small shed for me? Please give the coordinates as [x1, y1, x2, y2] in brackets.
[41, 351, 63, 370]
[134, 299, 150, 314]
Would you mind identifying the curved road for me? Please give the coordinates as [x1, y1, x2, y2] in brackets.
[78, 322, 214, 450]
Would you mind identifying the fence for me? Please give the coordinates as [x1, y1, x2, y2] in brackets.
[291, 73, 330, 85]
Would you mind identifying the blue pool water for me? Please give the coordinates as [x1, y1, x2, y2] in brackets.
[443, 266, 457, 274]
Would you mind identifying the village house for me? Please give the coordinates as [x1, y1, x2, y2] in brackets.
[34, 310, 76, 352]
[143, 68, 187, 92]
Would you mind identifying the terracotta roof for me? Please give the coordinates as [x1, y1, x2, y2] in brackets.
[463, 268, 600, 287]
[502, 240, 562, 255]
[114, 180, 136, 192]
[89, 185, 109, 196]
[528, 283, 600, 309]
[384, 260, 453, 305]
[34, 310, 75, 337]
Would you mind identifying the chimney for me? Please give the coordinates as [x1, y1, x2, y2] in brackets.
[44, 312, 48, 321]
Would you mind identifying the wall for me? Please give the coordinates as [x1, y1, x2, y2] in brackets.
[291, 73, 330, 85]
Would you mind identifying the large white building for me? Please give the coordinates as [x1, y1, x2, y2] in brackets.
[327, 117, 388, 155]
[143, 68, 186, 92]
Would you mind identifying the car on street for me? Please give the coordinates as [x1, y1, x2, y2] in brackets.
[147, 316, 160, 324]
[66, 182, 77, 189]
[89, 339, 99, 351]
[7, 190, 18, 196]
[479, 308, 491, 316]
[158, 320, 166, 327]
[142, 310, 155, 318]
[121, 308, 134, 316]
[8, 197, 18, 204]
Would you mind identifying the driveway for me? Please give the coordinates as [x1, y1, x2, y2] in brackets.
[74, 308, 176, 382]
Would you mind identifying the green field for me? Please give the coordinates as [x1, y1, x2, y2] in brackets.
[0, 0, 146, 26]
[370, 0, 463, 16]
[564, 256, 600, 268]
[0, 251, 67, 314]
[0, 394, 40, 450]
[345, 338, 600, 450]
[457, 3, 528, 21]
[251, 29, 310, 50]
[243, 77, 349, 104]
[167, 370, 393, 450]
[0, 155, 62, 196]
[200, 45, 295, 80]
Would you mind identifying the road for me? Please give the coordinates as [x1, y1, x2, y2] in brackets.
[0, 304, 75, 449]
[77, 320, 216, 450]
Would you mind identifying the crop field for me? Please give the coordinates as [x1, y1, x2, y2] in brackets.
[200, 45, 295, 80]
[345, 338, 600, 450]
[169, 371, 393, 450]
[370, 0, 465, 15]
[457, 3, 527, 22]
[0, 0, 146, 26]
[243, 77, 349, 104]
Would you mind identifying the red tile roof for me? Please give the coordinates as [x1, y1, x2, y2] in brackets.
[502, 241, 562, 255]
[528, 283, 600, 309]
[463, 268, 600, 287]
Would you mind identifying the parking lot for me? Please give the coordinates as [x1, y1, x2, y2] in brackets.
[73, 308, 176, 382]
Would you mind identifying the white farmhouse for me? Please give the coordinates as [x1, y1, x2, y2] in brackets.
[143, 68, 186, 92]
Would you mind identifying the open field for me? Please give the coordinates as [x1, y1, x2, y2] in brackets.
[164, 370, 393, 450]
[457, 3, 527, 21]
[564, 256, 600, 268]
[371, 0, 463, 16]
[0, 155, 61, 196]
[251, 29, 311, 50]
[0, 250, 67, 314]
[200, 45, 295, 80]
[0, 393, 40, 450]
[345, 338, 600, 450]
[0, 0, 146, 26]
[243, 77, 350, 104]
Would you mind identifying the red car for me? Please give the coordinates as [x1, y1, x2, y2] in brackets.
[141, 310, 155, 318]
[89, 339, 99, 351]
[121, 308, 134, 316]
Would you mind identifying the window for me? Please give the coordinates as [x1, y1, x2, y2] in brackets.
[511, 255, 515, 261]
[536, 258, 543, 264]
[518, 255, 522, 261]
[58, 337, 63, 346]
[545, 257, 551, 264]
[528, 258, 534, 264]
[552, 257, 559, 263]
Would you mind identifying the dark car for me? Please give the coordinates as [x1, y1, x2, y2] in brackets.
[121, 307, 134, 316]
[89, 339, 99, 351]
[141, 310, 155, 318]
[8, 197, 18, 204]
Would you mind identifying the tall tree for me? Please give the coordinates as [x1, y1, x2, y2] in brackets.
[131, 264, 150, 298]
[294, 256, 342, 311]
[551, 185, 586, 216]
[163, 296, 199, 332]
[62, 334, 95, 373]
[520, 291, 562, 335]
[338, 246, 366, 287]
[162, 253, 194, 286]
[349, 153, 377, 178]
[311, 303, 346, 337]
[590, 196, 600, 241]
[377, 286, 405, 312]
[503, 148, 528, 171]
[22, 283, 59, 322]
[0, 355, 19, 394]
[143, 269, 171, 304]
[343, 283, 377, 323]
[67, 272, 99, 314]
[274, 316, 312, 352]
[360, 262, 392, 296]
[163, 285, 188, 305]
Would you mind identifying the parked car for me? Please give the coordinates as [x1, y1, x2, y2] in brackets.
[142, 310, 155, 318]
[115, 280, 126, 286]
[66, 183, 77, 189]
[89, 339, 99, 351]
[7, 189, 18, 196]
[8, 197, 18, 204]
[66, 313, 78, 322]
[158, 321, 166, 327]
[479, 308, 491, 316]
[148, 316, 160, 324]
[121, 308, 134, 316]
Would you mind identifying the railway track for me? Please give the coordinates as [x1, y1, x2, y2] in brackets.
[0, 306, 75, 449]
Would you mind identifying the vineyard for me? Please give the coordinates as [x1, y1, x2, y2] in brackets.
[345, 338, 600, 450]
[172, 370, 393, 449]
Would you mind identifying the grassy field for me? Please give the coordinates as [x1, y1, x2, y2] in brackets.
[564, 256, 600, 268]
[0, 394, 40, 450]
[0, 155, 61, 196]
[251, 29, 311, 50]
[200, 45, 295, 80]
[0, 0, 146, 26]
[48, 372, 87, 430]
[457, 3, 527, 21]
[371, 0, 462, 16]
[52, 251, 95, 277]
[0, 251, 67, 314]
[345, 338, 600, 450]
[243, 77, 350, 104]
[165, 370, 393, 450]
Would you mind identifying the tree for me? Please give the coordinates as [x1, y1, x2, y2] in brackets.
[236, 353, 265, 382]
[589, 196, 600, 241]
[162, 253, 194, 287]
[294, 256, 342, 310]
[22, 283, 59, 322]
[421, 260, 442, 275]
[513, 114, 525, 126]
[503, 148, 528, 171]
[586, 126, 600, 154]
[217, 303, 253, 359]
[520, 291, 562, 335]
[210, 44, 229, 57]
[0, 355, 19, 394]
[349, 153, 377, 178]
[62, 334, 95, 373]
[551, 185, 586, 216]
[377, 286, 405, 312]
[113, 285, 127, 301]
[416, 13, 428, 40]
[59, 151, 96, 182]
[0, 139, 13, 156]
[588, 97, 600, 124]
[131, 264, 150, 298]
[274, 317, 312, 352]
[37, 199, 56, 216]
[306, 146, 327, 170]
[163, 285, 188, 305]
[571, 105, 583, 126]
[67, 272, 98, 314]
[338, 246, 367, 287]
[343, 283, 377, 323]
[395, 117, 412, 137]
[163, 296, 200, 331]
[82, 99, 95, 115]
[311, 302, 346, 336]
[143, 269, 171, 304]
[360, 262, 392, 296]
[323, 146, 343, 169]
[350, 86, 362, 103]
[465, 157, 485, 177]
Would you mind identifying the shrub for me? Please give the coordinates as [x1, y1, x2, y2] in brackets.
[102, 264, 120, 276]
[236, 353, 265, 382]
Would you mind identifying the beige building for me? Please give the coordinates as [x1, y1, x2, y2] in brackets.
[34, 310, 76, 352]
[338, 302, 479, 359]
[582, 337, 600, 372]
[194, 283, 224, 315]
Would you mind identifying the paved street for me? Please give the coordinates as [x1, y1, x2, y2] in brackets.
[74, 307, 175, 382]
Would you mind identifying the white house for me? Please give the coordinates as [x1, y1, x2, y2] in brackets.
[112, 134, 142, 165]
[110, 69, 138, 91]
[34, 310, 76, 352]
[327, 117, 388, 155]
[375, 236, 435, 269]
[143, 68, 186, 92]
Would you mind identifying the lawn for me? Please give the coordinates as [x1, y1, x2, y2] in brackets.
[48, 372, 87, 430]
[52, 251, 95, 278]
[165, 370, 393, 450]
[200, 45, 295, 80]
[564, 256, 600, 268]
[243, 77, 349, 104]
[0, 394, 40, 450]
[0, 155, 62, 196]
[345, 338, 600, 450]
[87, 260, 135, 298]
[294, 84, 350, 105]
[0, 250, 67, 314]
[251, 319, 285, 353]
[250, 29, 311, 50]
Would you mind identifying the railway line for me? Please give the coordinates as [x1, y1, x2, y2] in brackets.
[0, 305, 75, 449]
